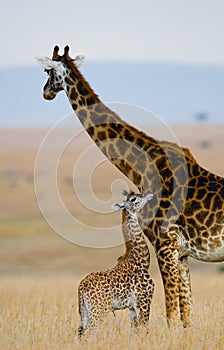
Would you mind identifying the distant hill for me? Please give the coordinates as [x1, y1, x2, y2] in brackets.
[0, 63, 224, 127]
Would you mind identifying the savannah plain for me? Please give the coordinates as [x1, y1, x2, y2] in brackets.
[1, 125, 224, 349]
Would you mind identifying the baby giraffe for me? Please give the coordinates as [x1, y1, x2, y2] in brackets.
[78, 191, 155, 336]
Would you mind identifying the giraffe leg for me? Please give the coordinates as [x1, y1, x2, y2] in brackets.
[78, 291, 90, 337]
[79, 304, 107, 336]
[156, 238, 181, 327]
[137, 303, 151, 328]
[178, 256, 192, 328]
[130, 294, 152, 329]
[78, 294, 111, 336]
[130, 307, 138, 328]
[78, 291, 103, 336]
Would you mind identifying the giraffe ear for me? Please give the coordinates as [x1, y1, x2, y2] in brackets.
[35, 56, 61, 70]
[122, 189, 129, 197]
[73, 55, 85, 68]
[145, 192, 153, 201]
[112, 203, 125, 211]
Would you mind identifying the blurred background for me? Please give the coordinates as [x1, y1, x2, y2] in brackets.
[1, 0, 224, 277]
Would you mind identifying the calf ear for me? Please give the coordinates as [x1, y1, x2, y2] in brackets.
[35, 56, 61, 70]
[122, 189, 129, 197]
[112, 203, 125, 211]
[73, 55, 85, 68]
[145, 192, 153, 201]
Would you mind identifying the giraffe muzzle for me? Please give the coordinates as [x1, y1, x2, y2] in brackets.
[43, 91, 56, 100]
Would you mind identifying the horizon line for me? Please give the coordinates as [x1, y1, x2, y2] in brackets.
[1, 60, 224, 70]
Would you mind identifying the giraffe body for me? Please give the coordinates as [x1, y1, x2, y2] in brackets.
[36, 47, 224, 328]
[78, 192, 154, 335]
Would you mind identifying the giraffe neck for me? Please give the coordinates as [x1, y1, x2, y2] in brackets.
[64, 61, 101, 112]
[122, 209, 131, 257]
[124, 209, 150, 265]
[116, 210, 131, 264]
[62, 60, 161, 191]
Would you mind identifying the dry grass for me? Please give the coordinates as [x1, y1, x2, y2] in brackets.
[1, 272, 224, 350]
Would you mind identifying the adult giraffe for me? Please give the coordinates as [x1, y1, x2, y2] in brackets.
[36, 46, 224, 328]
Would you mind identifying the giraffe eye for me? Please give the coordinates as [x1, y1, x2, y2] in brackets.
[130, 197, 135, 202]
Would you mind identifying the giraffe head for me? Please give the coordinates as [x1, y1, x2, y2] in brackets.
[36, 46, 85, 100]
[113, 191, 153, 213]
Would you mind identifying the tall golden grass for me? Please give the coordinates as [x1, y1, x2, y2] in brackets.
[1, 272, 223, 350]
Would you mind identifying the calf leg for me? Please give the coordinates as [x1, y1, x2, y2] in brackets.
[137, 303, 151, 327]
[78, 290, 111, 336]
[130, 292, 153, 328]
[78, 291, 89, 337]
[130, 307, 138, 328]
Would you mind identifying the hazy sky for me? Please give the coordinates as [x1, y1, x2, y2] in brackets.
[1, 0, 224, 67]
